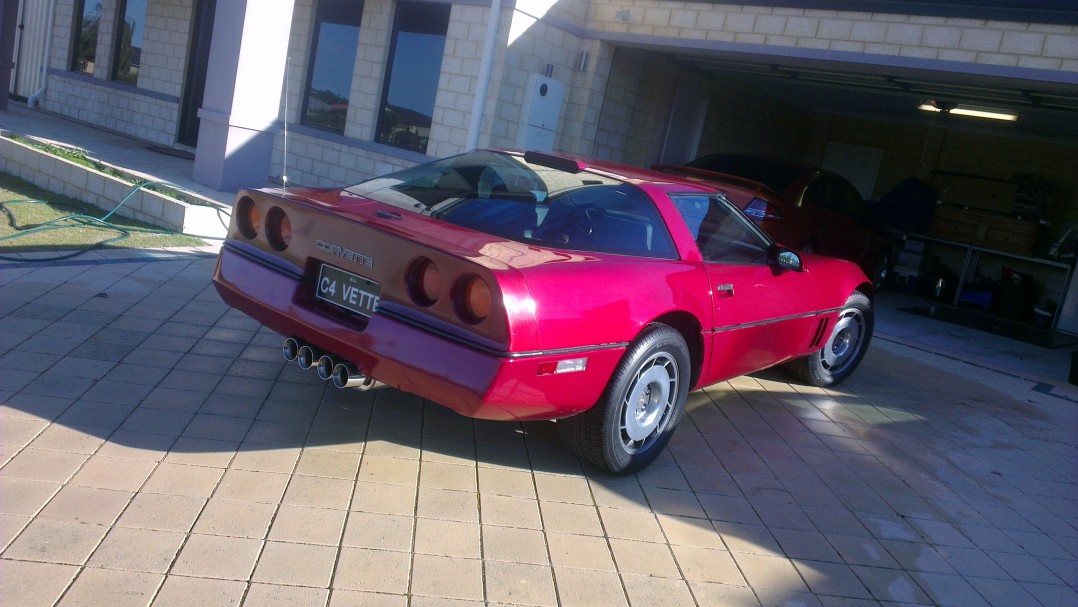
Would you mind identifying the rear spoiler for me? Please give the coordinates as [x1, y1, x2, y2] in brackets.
[651, 164, 777, 197]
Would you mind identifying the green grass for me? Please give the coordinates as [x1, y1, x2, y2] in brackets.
[0, 172, 205, 255]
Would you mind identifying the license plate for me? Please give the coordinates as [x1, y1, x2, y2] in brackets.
[315, 264, 381, 318]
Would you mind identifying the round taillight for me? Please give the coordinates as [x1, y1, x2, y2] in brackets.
[456, 275, 492, 324]
[408, 258, 442, 306]
[266, 207, 291, 251]
[236, 196, 261, 239]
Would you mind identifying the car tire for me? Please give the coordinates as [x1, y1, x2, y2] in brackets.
[559, 324, 690, 474]
[785, 291, 873, 387]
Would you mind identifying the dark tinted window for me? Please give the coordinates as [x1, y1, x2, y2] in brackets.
[113, 0, 147, 85]
[672, 194, 770, 265]
[302, 0, 364, 133]
[72, 0, 99, 74]
[375, 2, 450, 153]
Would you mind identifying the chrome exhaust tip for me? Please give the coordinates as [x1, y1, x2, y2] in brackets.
[282, 337, 300, 362]
[316, 355, 337, 381]
[332, 363, 378, 390]
[297, 344, 321, 370]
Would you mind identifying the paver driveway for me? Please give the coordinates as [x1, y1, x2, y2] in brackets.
[0, 249, 1075, 606]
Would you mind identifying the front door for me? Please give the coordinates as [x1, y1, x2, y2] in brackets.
[671, 193, 820, 383]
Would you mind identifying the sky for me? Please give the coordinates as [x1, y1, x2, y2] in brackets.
[310, 23, 360, 99]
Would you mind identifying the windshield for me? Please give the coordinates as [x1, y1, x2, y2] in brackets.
[346, 151, 677, 259]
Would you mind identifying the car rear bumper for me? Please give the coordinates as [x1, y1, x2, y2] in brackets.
[212, 247, 623, 421]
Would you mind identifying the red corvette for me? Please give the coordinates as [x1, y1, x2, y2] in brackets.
[213, 150, 873, 473]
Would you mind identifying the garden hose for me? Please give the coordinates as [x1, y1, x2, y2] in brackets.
[0, 180, 231, 262]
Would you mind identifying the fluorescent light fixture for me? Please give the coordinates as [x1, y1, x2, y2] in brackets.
[918, 100, 1018, 122]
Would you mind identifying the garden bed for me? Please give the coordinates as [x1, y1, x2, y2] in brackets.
[0, 131, 229, 239]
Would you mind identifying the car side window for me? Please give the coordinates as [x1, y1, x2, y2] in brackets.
[831, 176, 870, 221]
[804, 174, 865, 219]
[803, 175, 833, 210]
[671, 194, 770, 265]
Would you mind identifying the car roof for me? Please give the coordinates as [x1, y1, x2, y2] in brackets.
[515, 150, 722, 192]
[685, 153, 812, 192]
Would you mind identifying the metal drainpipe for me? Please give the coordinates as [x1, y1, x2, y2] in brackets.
[465, 0, 502, 151]
[27, 0, 56, 109]
[12, 0, 26, 96]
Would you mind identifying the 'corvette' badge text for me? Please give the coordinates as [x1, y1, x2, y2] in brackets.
[316, 240, 374, 268]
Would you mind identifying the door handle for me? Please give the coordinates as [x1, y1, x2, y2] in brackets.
[716, 283, 735, 298]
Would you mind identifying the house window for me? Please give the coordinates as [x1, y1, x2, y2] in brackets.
[72, 0, 101, 75]
[375, 1, 450, 153]
[302, 0, 364, 133]
[114, 0, 148, 85]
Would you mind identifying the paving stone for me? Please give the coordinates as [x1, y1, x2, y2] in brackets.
[0, 559, 79, 607]
[2, 246, 1076, 607]
[251, 540, 338, 587]
[3, 518, 108, 565]
[171, 533, 262, 580]
[55, 568, 162, 607]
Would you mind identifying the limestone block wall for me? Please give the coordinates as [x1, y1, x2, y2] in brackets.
[272, 0, 601, 186]
[42, 0, 195, 147]
[592, 48, 676, 166]
[490, 14, 588, 152]
[584, 2, 1078, 73]
[269, 129, 419, 189]
[47, 76, 181, 146]
[427, 3, 498, 159]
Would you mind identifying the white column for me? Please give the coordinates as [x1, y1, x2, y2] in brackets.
[193, 0, 295, 192]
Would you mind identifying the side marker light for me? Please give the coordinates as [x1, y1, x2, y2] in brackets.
[537, 358, 588, 376]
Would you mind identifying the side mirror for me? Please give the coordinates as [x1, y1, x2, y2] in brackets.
[767, 244, 803, 272]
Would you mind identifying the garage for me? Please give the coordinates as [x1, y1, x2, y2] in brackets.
[589, 7, 1078, 343]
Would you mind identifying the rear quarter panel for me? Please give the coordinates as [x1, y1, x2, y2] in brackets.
[517, 256, 713, 350]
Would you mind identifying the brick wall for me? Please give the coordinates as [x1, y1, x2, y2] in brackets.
[46, 75, 180, 146]
[585, 2, 1078, 72]
[274, 0, 598, 186]
[427, 3, 492, 159]
[593, 48, 676, 166]
[42, 0, 194, 147]
[137, 1, 193, 99]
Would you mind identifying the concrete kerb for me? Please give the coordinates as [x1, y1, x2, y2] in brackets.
[0, 131, 230, 239]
